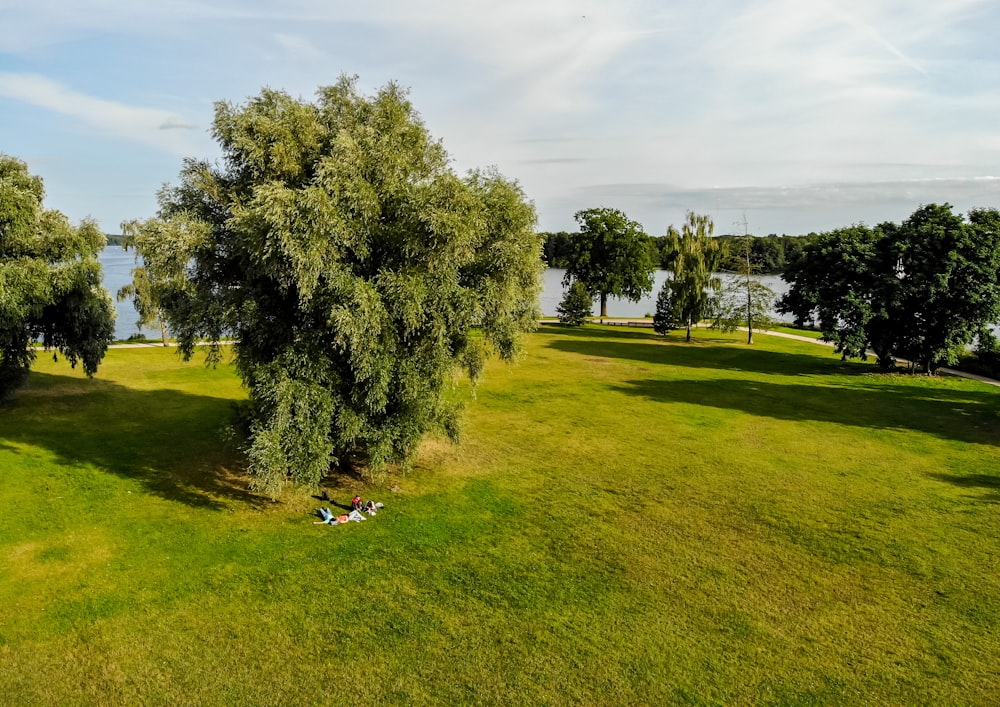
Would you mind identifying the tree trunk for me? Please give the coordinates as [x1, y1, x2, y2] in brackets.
[600, 292, 608, 319]
[160, 320, 169, 347]
[685, 317, 692, 342]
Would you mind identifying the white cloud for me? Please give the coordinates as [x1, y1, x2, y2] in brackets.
[0, 72, 202, 154]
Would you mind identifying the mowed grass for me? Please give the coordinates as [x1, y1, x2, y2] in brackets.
[2, 327, 1000, 705]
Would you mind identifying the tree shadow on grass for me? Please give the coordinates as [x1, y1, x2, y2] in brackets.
[927, 473, 1000, 503]
[0, 371, 267, 510]
[610, 377, 1000, 448]
[545, 327, 864, 377]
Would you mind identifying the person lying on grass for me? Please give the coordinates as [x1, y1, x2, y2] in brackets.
[314, 507, 339, 525]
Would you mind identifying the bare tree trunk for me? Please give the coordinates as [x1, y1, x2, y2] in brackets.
[600, 292, 608, 319]
[686, 317, 692, 342]
[160, 320, 169, 347]
[746, 283, 753, 344]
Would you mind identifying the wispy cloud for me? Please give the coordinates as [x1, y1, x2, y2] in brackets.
[0, 72, 201, 154]
[1, 0, 997, 234]
[273, 33, 328, 62]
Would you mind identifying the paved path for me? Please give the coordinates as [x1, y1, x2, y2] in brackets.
[107, 341, 221, 349]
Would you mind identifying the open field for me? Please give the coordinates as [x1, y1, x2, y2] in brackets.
[2, 325, 999, 704]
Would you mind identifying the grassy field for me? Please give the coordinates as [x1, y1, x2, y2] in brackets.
[1, 325, 999, 704]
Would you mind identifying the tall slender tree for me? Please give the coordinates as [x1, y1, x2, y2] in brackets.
[659, 211, 721, 341]
[712, 216, 776, 344]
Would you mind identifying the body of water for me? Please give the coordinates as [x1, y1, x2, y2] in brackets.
[100, 247, 147, 341]
[99, 248, 792, 340]
[541, 268, 791, 320]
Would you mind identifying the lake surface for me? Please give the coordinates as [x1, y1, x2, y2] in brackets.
[100, 247, 147, 340]
[99, 247, 792, 340]
[541, 268, 790, 320]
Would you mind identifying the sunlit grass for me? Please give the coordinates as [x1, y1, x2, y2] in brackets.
[1, 328, 999, 704]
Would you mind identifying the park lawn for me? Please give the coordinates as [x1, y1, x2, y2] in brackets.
[1, 327, 999, 704]
[770, 325, 826, 339]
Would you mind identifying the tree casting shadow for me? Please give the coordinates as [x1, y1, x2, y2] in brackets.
[0, 371, 267, 510]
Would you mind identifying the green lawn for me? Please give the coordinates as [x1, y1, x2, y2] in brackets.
[770, 324, 826, 339]
[2, 326, 999, 704]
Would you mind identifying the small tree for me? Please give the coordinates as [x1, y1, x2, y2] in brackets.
[652, 281, 682, 335]
[557, 280, 592, 326]
[712, 218, 776, 344]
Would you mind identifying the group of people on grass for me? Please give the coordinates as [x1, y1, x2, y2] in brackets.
[314, 493, 383, 526]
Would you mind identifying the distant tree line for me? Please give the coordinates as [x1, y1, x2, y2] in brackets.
[551, 202, 1000, 375]
[542, 230, 816, 274]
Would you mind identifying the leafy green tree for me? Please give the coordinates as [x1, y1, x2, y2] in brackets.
[125, 79, 543, 494]
[779, 224, 895, 367]
[556, 280, 593, 326]
[663, 211, 722, 341]
[563, 207, 655, 318]
[779, 204, 1000, 373]
[712, 226, 776, 344]
[0, 154, 115, 400]
[892, 204, 1000, 373]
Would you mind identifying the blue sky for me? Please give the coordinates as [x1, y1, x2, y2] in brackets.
[2, 0, 998, 236]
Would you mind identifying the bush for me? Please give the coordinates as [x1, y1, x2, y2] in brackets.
[652, 281, 682, 335]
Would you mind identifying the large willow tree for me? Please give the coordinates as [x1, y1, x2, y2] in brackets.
[0, 155, 115, 400]
[125, 79, 543, 494]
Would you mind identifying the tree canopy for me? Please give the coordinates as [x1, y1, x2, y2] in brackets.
[562, 207, 655, 318]
[0, 154, 115, 400]
[124, 78, 543, 493]
[779, 204, 1000, 373]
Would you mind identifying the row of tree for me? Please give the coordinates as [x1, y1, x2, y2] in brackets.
[543, 229, 814, 273]
[555, 208, 776, 344]
[779, 204, 1000, 374]
[554, 202, 1000, 375]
